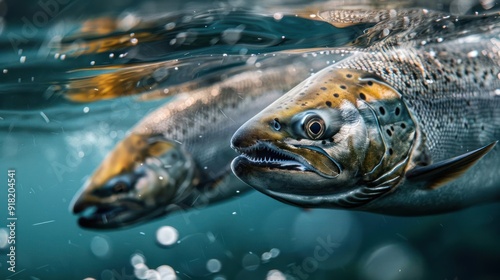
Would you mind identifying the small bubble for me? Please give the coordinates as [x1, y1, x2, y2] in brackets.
[2, 69, 7, 74]
[0, 228, 8, 249]
[232, 212, 237, 215]
[270, 248, 280, 258]
[266, 270, 286, 280]
[83, 106, 90, 113]
[165, 22, 176, 30]
[261, 252, 272, 262]
[131, 38, 138, 45]
[60, 54, 66, 60]
[159, 176, 163, 180]
[157, 265, 176, 280]
[78, 151, 85, 158]
[90, 236, 110, 258]
[54, 53, 60, 59]
[19, 56, 26, 63]
[131, 253, 146, 268]
[206, 259, 222, 273]
[109, 53, 115, 58]
[156, 226, 179, 246]
[242, 253, 260, 271]
[273, 12, 283, 20]
[134, 263, 149, 279]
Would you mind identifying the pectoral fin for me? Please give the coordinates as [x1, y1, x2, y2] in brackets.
[405, 141, 498, 189]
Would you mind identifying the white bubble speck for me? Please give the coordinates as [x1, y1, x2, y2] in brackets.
[156, 226, 179, 246]
[134, 263, 149, 279]
[261, 252, 272, 262]
[20, 56, 26, 63]
[165, 22, 176, 30]
[109, 53, 115, 58]
[60, 54, 66, 60]
[2, 69, 7, 74]
[273, 13, 283, 20]
[83, 278, 96, 280]
[83, 106, 90, 113]
[270, 248, 280, 258]
[232, 212, 237, 215]
[266, 269, 286, 280]
[495, 89, 500, 96]
[0, 228, 8, 249]
[206, 259, 222, 273]
[131, 253, 146, 268]
[242, 253, 260, 271]
[78, 151, 85, 158]
[131, 38, 138, 45]
[144, 269, 161, 280]
[90, 236, 110, 258]
[90, 61, 95, 66]
[157, 265, 176, 280]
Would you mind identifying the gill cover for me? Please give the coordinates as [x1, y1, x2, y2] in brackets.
[232, 66, 418, 208]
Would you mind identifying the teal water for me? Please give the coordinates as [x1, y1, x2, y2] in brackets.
[1, 0, 500, 279]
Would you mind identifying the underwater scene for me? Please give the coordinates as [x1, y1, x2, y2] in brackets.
[1, 0, 500, 279]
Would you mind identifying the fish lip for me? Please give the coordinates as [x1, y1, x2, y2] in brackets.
[232, 141, 313, 172]
[75, 199, 155, 229]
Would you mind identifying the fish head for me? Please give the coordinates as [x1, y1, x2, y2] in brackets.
[231, 67, 417, 208]
[70, 133, 197, 229]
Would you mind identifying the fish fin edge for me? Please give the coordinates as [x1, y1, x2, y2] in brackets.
[405, 141, 498, 189]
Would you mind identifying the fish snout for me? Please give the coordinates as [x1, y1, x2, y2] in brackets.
[231, 116, 283, 150]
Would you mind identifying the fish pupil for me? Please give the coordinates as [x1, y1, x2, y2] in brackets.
[273, 118, 281, 131]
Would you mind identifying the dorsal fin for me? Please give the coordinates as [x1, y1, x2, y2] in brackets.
[405, 141, 497, 189]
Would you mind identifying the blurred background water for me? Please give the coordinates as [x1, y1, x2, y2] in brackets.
[1, 0, 500, 279]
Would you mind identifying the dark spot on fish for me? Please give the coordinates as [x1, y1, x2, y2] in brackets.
[379, 107, 386, 115]
[450, 117, 454, 122]
[481, 125, 485, 131]
[400, 123, 406, 129]
[300, 92, 305, 96]
[455, 134, 458, 139]
[395, 107, 400, 116]
[390, 126, 394, 131]
[329, 138, 334, 142]
[322, 140, 326, 145]
[359, 93, 366, 100]
[320, 87, 327, 91]
[388, 148, 393, 155]
[346, 74, 353, 78]
[464, 122, 468, 129]
[367, 81, 373, 86]
[333, 93, 339, 98]
[286, 107, 289, 110]
[386, 129, 392, 137]
[340, 85, 347, 90]
[325, 101, 332, 107]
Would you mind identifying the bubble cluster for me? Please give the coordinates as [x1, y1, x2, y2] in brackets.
[131, 253, 177, 280]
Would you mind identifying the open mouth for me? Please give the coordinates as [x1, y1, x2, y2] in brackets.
[233, 142, 311, 171]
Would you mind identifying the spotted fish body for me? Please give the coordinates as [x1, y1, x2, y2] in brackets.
[231, 11, 500, 215]
[70, 55, 334, 229]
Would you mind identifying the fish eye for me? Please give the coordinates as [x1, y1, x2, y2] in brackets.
[272, 118, 281, 131]
[113, 181, 129, 193]
[304, 116, 325, 139]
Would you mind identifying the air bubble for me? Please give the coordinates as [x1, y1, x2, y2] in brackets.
[131, 253, 146, 268]
[156, 226, 179, 246]
[90, 236, 110, 258]
[206, 259, 222, 273]
[157, 265, 176, 280]
[266, 270, 286, 280]
[242, 253, 260, 271]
